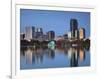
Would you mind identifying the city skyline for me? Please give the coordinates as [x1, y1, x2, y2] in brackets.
[20, 9, 90, 38]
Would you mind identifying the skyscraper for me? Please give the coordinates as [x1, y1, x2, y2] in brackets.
[35, 28, 43, 38]
[67, 31, 71, 39]
[25, 26, 35, 40]
[75, 29, 79, 39]
[79, 28, 85, 39]
[70, 19, 78, 39]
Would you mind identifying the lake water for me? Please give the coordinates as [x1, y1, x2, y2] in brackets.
[20, 46, 90, 69]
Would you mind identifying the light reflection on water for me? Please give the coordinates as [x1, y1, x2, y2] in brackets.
[20, 46, 90, 69]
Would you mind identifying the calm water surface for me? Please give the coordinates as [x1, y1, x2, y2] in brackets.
[20, 46, 90, 69]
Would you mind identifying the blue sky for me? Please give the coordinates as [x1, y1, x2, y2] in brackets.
[20, 9, 90, 38]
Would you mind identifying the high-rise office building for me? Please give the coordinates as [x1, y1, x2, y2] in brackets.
[79, 28, 85, 39]
[75, 29, 79, 39]
[70, 19, 78, 39]
[67, 32, 71, 39]
[25, 26, 35, 40]
[47, 31, 55, 40]
[35, 28, 43, 38]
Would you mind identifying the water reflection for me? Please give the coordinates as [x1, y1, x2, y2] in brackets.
[20, 46, 90, 69]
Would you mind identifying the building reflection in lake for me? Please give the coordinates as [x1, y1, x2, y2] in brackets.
[32, 48, 43, 64]
[25, 48, 33, 64]
[68, 47, 78, 67]
[21, 47, 44, 65]
[20, 46, 89, 69]
[79, 48, 85, 61]
[45, 48, 55, 59]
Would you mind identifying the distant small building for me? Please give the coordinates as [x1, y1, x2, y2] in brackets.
[63, 34, 68, 39]
[47, 31, 55, 40]
[79, 28, 85, 39]
[20, 33, 25, 40]
[42, 34, 48, 41]
[54, 36, 64, 41]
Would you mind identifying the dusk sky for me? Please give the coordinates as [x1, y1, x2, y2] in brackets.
[20, 9, 90, 38]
